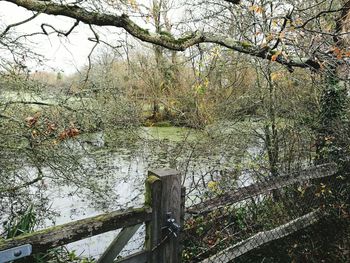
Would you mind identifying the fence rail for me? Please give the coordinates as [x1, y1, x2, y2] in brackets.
[0, 163, 341, 263]
[0, 207, 151, 254]
[183, 163, 340, 262]
[187, 163, 337, 215]
[0, 169, 184, 263]
[200, 209, 322, 263]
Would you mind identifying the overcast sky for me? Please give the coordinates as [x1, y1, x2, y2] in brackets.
[0, 1, 186, 75]
[0, 2, 107, 74]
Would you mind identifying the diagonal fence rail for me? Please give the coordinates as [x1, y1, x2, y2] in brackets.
[0, 169, 184, 263]
[199, 209, 322, 263]
[186, 163, 337, 215]
[0, 163, 342, 263]
[183, 163, 339, 262]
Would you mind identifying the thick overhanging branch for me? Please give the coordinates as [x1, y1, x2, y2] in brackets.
[222, 0, 241, 4]
[3, 0, 319, 70]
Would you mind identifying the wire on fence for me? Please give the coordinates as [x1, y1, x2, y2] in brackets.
[181, 163, 344, 263]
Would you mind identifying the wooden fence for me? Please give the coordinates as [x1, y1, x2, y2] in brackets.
[0, 169, 184, 263]
[189, 163, 338, 263]
[0, 163, 338, 263]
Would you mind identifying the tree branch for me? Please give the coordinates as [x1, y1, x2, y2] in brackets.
[3, 0, 319, 70]
[0, 11, 40, 38]
[0, 174, 43, 193]
[222, 0, 240, 4]
[41, 20, 79, 36]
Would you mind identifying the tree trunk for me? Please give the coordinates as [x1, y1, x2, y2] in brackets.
[316, 72, 347, 163]
[316, 0, 350, 163]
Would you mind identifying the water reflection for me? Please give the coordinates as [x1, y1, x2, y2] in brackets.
[11, 125, 261, 259]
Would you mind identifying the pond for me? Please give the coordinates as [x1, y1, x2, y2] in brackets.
[35, 124, 260, 259]
[0, 119, 261, 259]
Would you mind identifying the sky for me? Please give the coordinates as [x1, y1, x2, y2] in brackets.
[0, 2, 107, 74]
[0, 0, 185, 75]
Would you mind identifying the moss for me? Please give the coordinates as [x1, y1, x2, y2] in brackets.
[144, 174, 161, 251]
[240, 41, 253, 48]
[0, 207, 150, 251]
[174, 34, 194, 44]
[159, 30, 173, 38]
[138, 27, 150, 35]
[144, 175, 160, 207]
[0, 223, 67, 249]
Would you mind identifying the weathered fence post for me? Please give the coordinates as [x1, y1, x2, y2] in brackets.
[179, 186, 186, 263]
[145, 169, 182, 263]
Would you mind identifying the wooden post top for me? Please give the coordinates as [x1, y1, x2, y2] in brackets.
[148, 169, 180, 178]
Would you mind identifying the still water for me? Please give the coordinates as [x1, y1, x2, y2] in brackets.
[29, 125, 259, 259]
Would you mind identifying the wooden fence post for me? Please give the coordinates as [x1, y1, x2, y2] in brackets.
[145, 169, 182, 263]
[179, 186, 186, 263]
